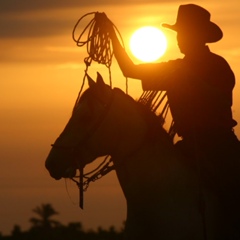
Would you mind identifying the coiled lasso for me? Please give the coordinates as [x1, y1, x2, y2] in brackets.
[72, 12, 126, 103]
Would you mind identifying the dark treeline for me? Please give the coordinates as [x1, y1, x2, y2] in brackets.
[0, 203, 124, 240]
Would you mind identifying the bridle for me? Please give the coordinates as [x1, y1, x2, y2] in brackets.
[51, 88, 116, 209]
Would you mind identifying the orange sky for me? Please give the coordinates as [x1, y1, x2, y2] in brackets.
[1, 0, 240, 235]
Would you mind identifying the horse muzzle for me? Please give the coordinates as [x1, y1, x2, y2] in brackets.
[45, 149, 78, 180]
[45, 162, 77, 180]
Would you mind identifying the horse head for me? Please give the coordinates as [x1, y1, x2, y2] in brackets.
[45, 72, 117, 180]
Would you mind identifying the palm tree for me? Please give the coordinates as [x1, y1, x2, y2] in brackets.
[29, 203, 60, 229]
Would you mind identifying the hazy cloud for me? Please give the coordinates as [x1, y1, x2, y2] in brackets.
[0, 0, 180, 39]
[0, 0, 82, 13]
[0, 17, 73, 38]
[0, 0, 178, 14]
[0, 1, 78, 38]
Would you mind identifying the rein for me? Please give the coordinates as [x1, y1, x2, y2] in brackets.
[71, 156, 114, 192]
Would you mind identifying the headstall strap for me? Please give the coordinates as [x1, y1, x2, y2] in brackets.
[79, 166, 84, 209]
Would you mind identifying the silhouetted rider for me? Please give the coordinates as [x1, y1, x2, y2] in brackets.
[107, 4, 240, 238]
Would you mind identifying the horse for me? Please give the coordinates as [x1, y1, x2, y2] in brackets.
[45, 73, 239, 240]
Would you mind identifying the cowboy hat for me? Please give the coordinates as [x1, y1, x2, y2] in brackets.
[162, 4, 223, 43]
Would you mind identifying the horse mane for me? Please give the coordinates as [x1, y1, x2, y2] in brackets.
[113, 88, 173, 144]
[136, 97, 172, 144]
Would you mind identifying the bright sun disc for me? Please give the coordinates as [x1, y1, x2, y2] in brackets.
[130, 26, 167, 62]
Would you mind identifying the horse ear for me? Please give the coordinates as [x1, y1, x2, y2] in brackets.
[96, 72, 105, 87]
[86, 74, 96, 88]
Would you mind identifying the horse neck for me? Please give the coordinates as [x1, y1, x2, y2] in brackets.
[113, 132, 176, 205]
[108, 90, 149, 158]
[108, 92, 176, 200]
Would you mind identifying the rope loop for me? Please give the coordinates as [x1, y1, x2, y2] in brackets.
[72, 11, 127, 104]
[72, 12, 124, 70]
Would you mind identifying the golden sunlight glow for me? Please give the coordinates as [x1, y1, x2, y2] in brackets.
[130, 26, 167, 62]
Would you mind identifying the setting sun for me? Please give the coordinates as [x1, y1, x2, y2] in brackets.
[130, 26, 167, 62]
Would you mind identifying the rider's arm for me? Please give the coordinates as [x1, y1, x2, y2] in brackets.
[109, 23, 180, 90]
[110, 28, 145, 79]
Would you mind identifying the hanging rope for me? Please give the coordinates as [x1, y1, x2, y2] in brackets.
[72, 12, 128, 109]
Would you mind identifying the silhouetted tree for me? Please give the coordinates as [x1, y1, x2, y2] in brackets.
[11, 225, 22, 237]
[28, 203, 61, 240]
[29, 203, 60, 229]
[0, 203, 124, 240]
[67, 222, 83, 232]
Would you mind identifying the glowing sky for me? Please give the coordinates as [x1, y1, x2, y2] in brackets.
[1, 0, 240, 235]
